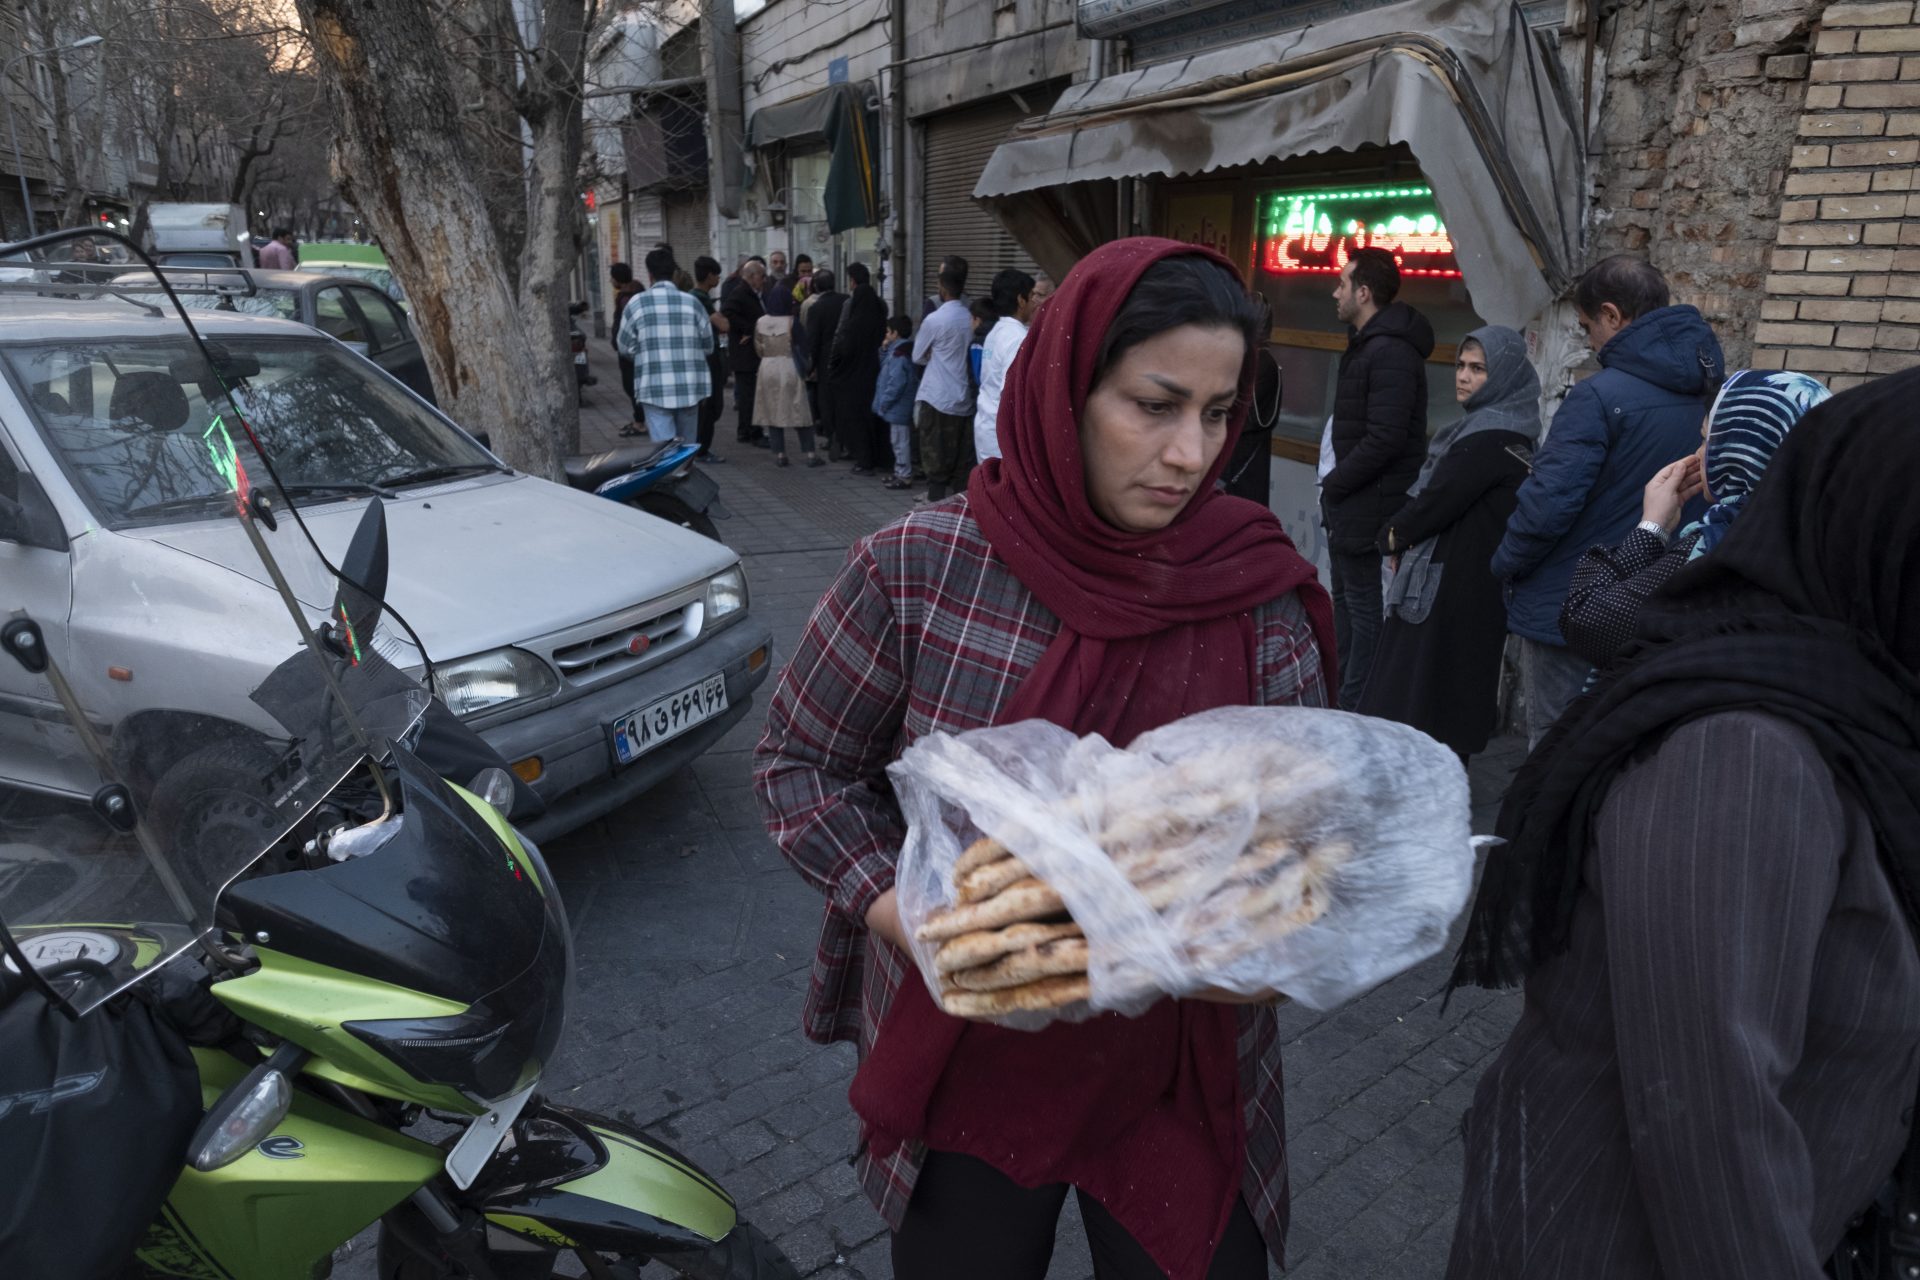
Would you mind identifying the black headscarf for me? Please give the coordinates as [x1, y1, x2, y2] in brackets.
[1453, 366, 1920, 989]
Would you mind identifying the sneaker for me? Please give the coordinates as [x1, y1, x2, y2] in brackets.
[883, 476, 913, 490]
[806, 456, 826, 468]
[911, 494, 935, 507]
[774, 454, 790, 468]
[697, 451, 727, 464]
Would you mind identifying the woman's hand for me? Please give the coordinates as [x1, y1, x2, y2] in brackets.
[864, 888, 909, 952]
[1641, 454, 1706, 533]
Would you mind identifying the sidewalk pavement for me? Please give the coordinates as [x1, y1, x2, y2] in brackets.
[340, 348, 1524, 1278]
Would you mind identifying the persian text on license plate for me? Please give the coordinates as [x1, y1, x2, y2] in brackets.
[612, 675, 729, 765]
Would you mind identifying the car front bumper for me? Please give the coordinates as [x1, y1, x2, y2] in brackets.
[472, 617, 773, 842]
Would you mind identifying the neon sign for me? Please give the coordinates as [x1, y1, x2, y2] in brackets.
[1259, 185, 1462, 279]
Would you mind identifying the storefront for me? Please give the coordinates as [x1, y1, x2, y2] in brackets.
[920, 91, 1064, 301]
[973, 0, 1584, 568]
[733, 82, 887, 285]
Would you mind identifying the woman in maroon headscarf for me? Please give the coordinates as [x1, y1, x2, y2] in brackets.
[753, 238, 1336, 1279]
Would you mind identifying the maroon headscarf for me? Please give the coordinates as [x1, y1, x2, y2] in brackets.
[850, 238, 1336, 1278]
[969, 235, 1335, 742]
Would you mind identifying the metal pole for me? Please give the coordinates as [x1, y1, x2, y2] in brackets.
[3, 53, 38, 237]
[889, 0, 908, 314]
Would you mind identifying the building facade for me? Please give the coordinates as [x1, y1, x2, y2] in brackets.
[600, 0, 1920, 521]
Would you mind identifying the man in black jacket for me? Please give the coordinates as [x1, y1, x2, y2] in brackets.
[799, 271, 846, 454]
[720, 257, 767, 447]
[1322, 246, 1436, 709]
[828, 262, 890, 474]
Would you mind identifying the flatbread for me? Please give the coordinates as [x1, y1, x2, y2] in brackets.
[916, 877, 1066, 943]
[954, 837, 1010, 879]
[947, 937, 1091, 992]
[938, 974, 1091, 1018]
[934, 921, 1082, 975]
[958, 854, 1032, 903]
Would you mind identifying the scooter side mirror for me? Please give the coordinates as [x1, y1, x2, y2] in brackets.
[333, 497, 390, 651]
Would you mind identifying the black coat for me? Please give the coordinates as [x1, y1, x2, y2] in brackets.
[719, 277, 764, 373]
[1356, 429, 1530, 758]
[1322, 301, 1437, 553]
[828, 286, 887, 400]
[799, 291, 846, 384]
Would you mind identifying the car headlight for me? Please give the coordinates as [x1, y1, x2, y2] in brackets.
[431, 648, 560, 718]
[705, 566, 747, 622]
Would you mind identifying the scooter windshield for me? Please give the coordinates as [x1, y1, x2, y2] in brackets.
[0, 420, 427, 1017]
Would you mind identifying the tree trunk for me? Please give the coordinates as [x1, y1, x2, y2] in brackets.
[517, 0, 589, 458]
[293, 0, 567, 481]
[20, 0, 90, 230]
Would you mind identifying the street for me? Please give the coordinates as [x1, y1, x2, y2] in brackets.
[344, 342, 1526, 1280]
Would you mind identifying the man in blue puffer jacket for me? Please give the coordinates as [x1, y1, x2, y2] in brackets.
[1492, 255, 1725, 744]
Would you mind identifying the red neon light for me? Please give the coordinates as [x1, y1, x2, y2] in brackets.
[1258, 187, 1463, 280]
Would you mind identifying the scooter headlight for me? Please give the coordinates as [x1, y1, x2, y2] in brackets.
[704, 567, 747, 623]
[432, 648, 560, 718]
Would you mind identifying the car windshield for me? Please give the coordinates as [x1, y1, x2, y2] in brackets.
[158, 252, 240, 267]
[300, 262, 404, 301]
[117, 286, 300, 320]
[0, 335, 496, 528]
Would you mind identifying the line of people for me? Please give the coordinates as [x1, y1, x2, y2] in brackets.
[618, 245, 1055, 503]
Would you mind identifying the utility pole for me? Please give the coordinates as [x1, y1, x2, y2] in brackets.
[888, 0, 908, 313]
[700, 0, 744, 223]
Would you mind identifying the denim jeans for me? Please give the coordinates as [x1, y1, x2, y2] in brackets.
[889, 420, 913, 478]
[641, 402, 699, 444]
[768, 426, 817, 458]
[1519, 637, 1594, 747]
[1329, 548, 1384, 710]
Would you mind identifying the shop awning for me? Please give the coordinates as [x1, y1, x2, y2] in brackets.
[973, 0, 1583, 328]
[746, 82, 883, 234]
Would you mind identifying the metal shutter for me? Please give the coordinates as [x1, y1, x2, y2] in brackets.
[921, 92, 1057, 302]
[664, 188, 710, 272]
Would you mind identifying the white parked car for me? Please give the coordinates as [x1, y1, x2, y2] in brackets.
[0, 291, 771, 839]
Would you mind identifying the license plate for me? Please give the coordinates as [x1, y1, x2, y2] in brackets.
[612, 674, 728, 765]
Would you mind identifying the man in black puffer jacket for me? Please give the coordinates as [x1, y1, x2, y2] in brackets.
[1321, 247, 1436, 709]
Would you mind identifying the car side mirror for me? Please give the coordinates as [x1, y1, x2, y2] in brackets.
[0, 473, 69, 552]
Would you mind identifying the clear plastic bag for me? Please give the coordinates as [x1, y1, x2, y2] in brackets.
[888, 706, 1477, 1026]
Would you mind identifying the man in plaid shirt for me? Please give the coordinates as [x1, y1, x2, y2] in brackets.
[616, 246, 715, 444]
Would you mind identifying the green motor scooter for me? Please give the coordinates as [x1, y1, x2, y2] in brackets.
[0, 251, 797, 1276]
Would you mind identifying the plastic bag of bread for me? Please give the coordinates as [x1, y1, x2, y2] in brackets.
[887, 706, 1475, 1027]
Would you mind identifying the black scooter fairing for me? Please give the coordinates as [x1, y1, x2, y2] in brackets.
[222, 748, 567, 1100]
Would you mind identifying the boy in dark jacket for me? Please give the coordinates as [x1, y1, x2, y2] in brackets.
[1492, 254, 1725, 744]
[1322, 246, 1436, 709]
[873, 315, 921, 490]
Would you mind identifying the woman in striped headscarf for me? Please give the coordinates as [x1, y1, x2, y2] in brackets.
[1559, 368, 1830, 667]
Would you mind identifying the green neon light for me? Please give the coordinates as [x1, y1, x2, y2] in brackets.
[1257, 184, 1460, 279]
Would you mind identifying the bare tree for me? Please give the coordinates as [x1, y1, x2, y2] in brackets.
[291, 0, 595, 478]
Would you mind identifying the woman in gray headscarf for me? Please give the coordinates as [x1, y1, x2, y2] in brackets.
[1358, 325, 1541, 762]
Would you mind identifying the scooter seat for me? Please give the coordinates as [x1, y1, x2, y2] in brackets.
[563, 442, 678, 491]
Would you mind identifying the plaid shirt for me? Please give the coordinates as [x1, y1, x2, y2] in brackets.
[752, 495, 1328, 1263]
[615, 281, 714, 409]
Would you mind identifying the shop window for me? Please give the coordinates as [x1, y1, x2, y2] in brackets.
[1252, 182, 1482, 450]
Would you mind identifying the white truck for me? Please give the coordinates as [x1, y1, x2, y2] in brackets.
[145, 202, 252, 267]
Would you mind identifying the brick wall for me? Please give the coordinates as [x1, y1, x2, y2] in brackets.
[1589, 0, 1826, 368]
[1751, 0, 1920, 386]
